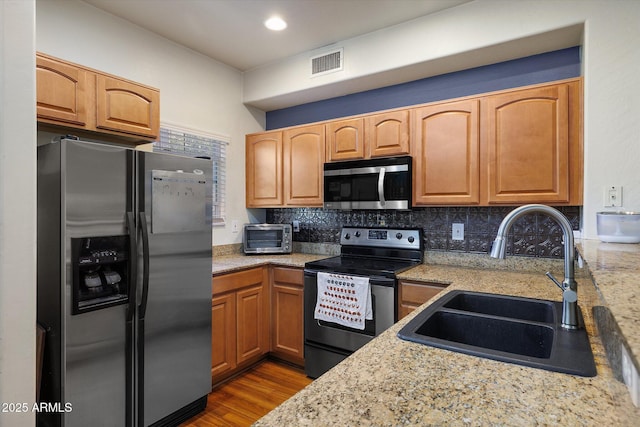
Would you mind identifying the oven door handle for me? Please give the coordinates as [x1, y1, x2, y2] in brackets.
[377, 167, 386, 206]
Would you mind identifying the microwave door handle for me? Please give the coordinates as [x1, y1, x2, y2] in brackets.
[378, 167, 386, 206]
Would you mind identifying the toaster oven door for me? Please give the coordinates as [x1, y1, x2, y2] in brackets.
[243, 226, 290, 253]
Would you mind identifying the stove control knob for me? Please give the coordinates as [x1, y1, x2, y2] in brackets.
[408, 236, 415, 243]
[354, 231, 361, 238]
[344, 233, 350, 240]
[396, 232, 403, 240]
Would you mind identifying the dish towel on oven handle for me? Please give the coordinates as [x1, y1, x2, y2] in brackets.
[314, 272, 372, 330]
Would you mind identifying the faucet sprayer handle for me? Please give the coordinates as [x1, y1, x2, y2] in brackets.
[546, 271, 578, 303]
[545, 272, 564, 291]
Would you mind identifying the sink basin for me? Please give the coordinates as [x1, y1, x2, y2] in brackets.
[397, 291, 596, 377]
[442, 292, 555, 323]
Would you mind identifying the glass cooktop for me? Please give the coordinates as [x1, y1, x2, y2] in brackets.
[305, 255, 419, 278]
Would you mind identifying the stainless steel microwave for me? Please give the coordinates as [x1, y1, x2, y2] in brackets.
[324, 156, 412, 210]
[243, 224, 292, 254]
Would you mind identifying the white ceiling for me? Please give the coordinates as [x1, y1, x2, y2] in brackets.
[81, 0, 472, 71]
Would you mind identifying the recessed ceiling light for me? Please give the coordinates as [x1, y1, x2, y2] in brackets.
[265, 16, 287, 31]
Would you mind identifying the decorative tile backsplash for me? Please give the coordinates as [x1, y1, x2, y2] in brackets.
[266, 206, 581, 259]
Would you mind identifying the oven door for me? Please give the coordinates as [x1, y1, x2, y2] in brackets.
[303, 270, 396, 352]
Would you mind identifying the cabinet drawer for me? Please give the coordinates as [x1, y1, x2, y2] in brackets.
[212, 267, 264, 295]
[272, 267, 303, 286]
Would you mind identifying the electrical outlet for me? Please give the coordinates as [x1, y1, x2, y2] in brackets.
[231, 220, 239, 233]
[452, 223, 464, 241]
[621, 343, 640, 407]
[604, 186, 623, 208]
[293, 220, 300, 232]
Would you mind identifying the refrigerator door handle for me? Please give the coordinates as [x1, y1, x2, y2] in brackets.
[139, 212, 150, 319]
[126, 212, 138, 323]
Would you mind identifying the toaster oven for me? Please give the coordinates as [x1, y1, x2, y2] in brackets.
[243, 224, 292, 254]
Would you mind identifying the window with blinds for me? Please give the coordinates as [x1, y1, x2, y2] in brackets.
[153, 125, 228, 225]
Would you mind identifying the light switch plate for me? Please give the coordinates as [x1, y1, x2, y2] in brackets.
[621, 343, 640, 407]
[452, 223, 464, 241]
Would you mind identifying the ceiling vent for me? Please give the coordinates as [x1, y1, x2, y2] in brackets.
[310, 48, 343, 77]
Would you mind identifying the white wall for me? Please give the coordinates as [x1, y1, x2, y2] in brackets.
[36, 0, 266, 246]
[0, 1, 37, 426]
[244, 0, 640, 239]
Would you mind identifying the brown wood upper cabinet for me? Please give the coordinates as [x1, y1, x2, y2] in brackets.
[412, 79, 582, 206]
[326, 118, 364, 161]
[412, 99, 480, 205]
[365, 110, 410, 158]
[246, 124, 324, 208]
[36, 54, 89, 127]
[246, 78, 582, 208]
[482, 81, 582, 205]
[283, 124, 325, 206]
[246, 131, 283, 207]
[326, 110, 410, 161]
[95, 75, 159, 138]
[36, 52, 159, 141]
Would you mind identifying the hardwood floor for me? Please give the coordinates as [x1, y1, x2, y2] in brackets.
[181, 360, 312, 426]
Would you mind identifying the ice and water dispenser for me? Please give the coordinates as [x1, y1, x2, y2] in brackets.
[71, 236, 130, 314]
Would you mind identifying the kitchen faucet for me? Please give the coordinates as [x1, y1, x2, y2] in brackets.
[490, 204, 579, 329]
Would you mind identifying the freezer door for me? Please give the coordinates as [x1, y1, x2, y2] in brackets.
[62, 140, 133, 427]
[137, 151, 212, 426]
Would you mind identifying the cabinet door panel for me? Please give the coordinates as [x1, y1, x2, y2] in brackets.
[485, 84, 570, 204]
[95, 75, 159, 138]
[211, 294, 236, 378]
[246, 132, 283, 207]
[236, 285, 267, 364]
[366, 110, 410, 158]
[283, 125, 325, 206]
[36, 55, 89, 126]
[412, 100, 480, 205]
[271, 284, 304, 362]
[271, 267, 304, 365]
[326, 118, 364, 161]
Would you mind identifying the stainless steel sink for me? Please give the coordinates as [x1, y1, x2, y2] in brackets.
[397, 291, 596, 377]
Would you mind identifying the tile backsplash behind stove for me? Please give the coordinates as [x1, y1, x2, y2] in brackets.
[267, 206, 581, 259]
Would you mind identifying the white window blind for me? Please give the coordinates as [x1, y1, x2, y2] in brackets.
[153, 124, 228, 225]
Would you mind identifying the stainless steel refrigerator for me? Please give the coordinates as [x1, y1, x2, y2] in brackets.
[37, 138, 212, 426]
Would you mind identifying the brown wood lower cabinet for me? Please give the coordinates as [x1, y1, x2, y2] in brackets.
[398, 279, 447, 320]
[211, 292, 236, 378]
[211, 267, 269, 385]
[270, 267, 305, 366]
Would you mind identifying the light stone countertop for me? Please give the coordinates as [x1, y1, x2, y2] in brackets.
[220, 241, 640, 426]
[212, 252, 326, 276]
[577, 240, 640, 367]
